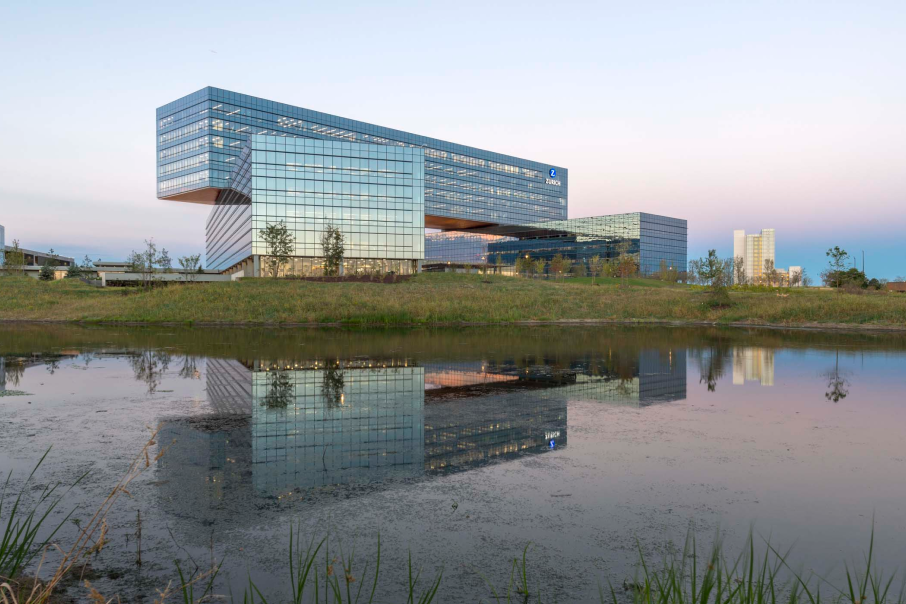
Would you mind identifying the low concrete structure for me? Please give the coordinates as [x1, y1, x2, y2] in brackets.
[19, 265, 73, 280]
[98, 271, 234, 286]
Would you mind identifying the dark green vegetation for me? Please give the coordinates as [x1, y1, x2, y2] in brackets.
[1, 274, 906, 328]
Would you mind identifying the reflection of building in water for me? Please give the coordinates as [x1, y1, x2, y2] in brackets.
[425, 390, 566, 473]
[732, 348, 775, 386]
[157, 415, 254, 512]
[250, 363, 425, 494]
[159, 347, 684, 499]
[423, 348, 686, 406]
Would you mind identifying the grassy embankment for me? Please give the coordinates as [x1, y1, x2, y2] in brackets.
[1, 274, 905, 328]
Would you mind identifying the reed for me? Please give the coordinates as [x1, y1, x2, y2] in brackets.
[0, 449, 83, 582]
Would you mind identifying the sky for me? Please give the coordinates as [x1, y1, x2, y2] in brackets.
[1, 1, 904, 279]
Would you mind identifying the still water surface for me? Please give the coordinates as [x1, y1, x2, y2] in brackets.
[1, 325, 905, 602]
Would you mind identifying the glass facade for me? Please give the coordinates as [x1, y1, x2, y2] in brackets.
[425, 212, 687, 276]
[156, 87, 567, 237]
[205, 136, 424, 274]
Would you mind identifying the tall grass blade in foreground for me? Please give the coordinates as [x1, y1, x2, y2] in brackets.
[0, 447, 85, 581]
[603, 526, 904, 604]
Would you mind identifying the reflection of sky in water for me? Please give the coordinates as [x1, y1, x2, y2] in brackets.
[1, 327, 904, 603]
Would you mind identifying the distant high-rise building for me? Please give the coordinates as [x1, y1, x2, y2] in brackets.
[733, 228, 776, 285]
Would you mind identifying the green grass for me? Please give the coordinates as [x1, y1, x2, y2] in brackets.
[1, 274, 905, 329]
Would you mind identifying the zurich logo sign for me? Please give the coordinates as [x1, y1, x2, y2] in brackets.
[549, 168, 557, 178]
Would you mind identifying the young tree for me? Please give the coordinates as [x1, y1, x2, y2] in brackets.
[824, 246, 849, 288]
[159, 248, 172, 273]
[789, 270, 802, 288]
[39, 259, 56, 281]
[657, 259, 669, 281]
[533, 258, 546, 279]
[801, 268, 813, 287]
[76, 256, 97, 280]
[495, 254, 504, 275]
[733, 255, 746, 286]
[4, 239, 25, 276]
[128, 239, 171, 289]
[550, 254, 571, 279]
[615, 241, 638, 288]
[178, 254, 202, 282]
[66, 263, 82, 279]
[320, 223, 345, 277]
[571, 261, 587, 278]
[589, 254, 601, 285]
[763, 259, 777, 287]
[698, 250, 732, 290]
[260, 221, 295, 278]
[687, 259, 701, 285]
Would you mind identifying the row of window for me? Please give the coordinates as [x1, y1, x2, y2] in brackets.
[254, 152, 417, 175]
[159, 152, 210, 177]
[159, 136, 210, 161]
[158, 170, 209, 193]
[251, 178, 418, 199]
[427, 174, 559, 205]
[427, 190, 565, 220]
[159, 118, 209, 145]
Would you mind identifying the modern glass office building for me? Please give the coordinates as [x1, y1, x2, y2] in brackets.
[157, 87, 567, 275]
[425, 213, 687, 276]
[157, 87, 685, 276]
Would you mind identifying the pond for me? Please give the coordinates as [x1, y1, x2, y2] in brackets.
[1, 324, 905, 602]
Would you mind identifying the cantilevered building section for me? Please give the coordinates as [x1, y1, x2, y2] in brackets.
[157, 87, 567, 275]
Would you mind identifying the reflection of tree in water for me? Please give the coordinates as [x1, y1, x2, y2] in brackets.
[178, 355, 201, 380]
[128, 350, 172, 394]
[2, 357, 26, 388]
[615, 378, 634, 397]
[824, 349, 849, 403]
[321, 362, 345, 409]
[261, 370, 294, 408]
[45, 359, 60, 375]
[691, 341, 731, 392]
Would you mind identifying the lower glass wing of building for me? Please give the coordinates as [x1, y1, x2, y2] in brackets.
[206, 135, 425, 275]
[424, 212, 687, 277]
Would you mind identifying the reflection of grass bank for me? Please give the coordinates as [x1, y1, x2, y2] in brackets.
[1, 274, 906, 329]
